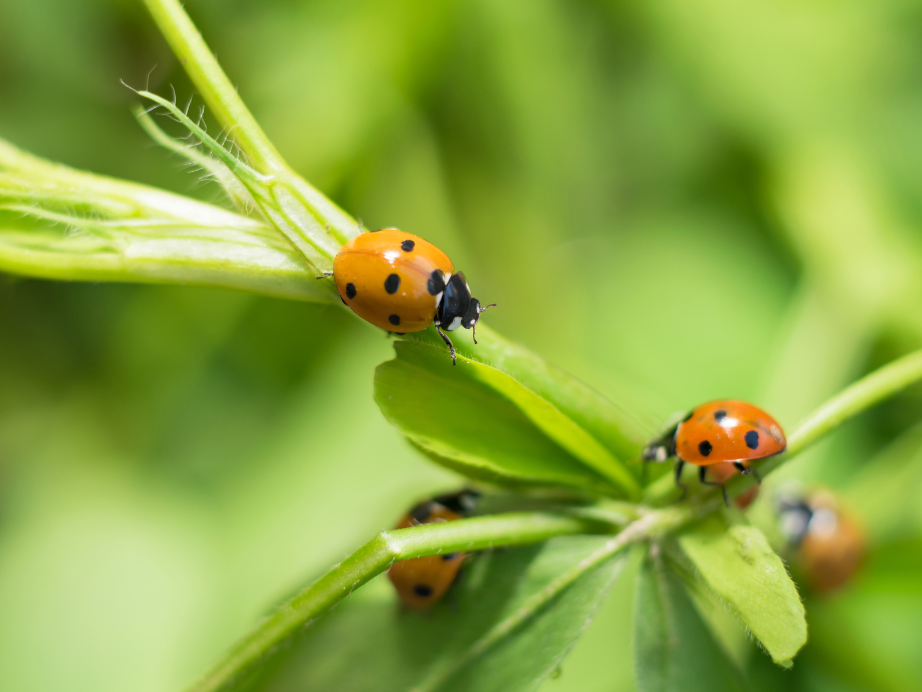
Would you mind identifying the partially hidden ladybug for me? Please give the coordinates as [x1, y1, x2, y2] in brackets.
[387, 490, 478, 610]
[776, 488, 866, 594]
[643, 400, 786, 505]
[320, 229, 494, 364]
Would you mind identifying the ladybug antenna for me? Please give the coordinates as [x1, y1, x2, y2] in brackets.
[473, 303, 496, 344]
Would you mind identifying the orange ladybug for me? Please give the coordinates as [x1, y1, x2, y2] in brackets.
[643, 400, 786, 504]
[777, 489, 866, 594]
[322, 229, 494, 364]
[387, 490, 478, 610]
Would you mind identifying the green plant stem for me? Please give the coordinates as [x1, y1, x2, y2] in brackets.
[783, 348, 922, 456]
[410, 505, 694, 692]
[644, 347, 922, 504]
[141, 0, 282, 173]
[182, 511, 616, 692]
[141, 0, 361, 264]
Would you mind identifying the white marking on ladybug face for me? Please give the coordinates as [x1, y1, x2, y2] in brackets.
[655, 447, 668, 462]
[809, 508, 838, 538]
[434, 291, 443, 305]
[445, 316, 463, 331]
[780, 510, 810, 543]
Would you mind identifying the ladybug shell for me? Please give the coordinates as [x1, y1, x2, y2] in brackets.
[799, 492, 866, 594]
[333, 229, 453, 333]
[704, 462, 760, 509]
[675, 400, 785, 467]
[387, 500, 466, 610]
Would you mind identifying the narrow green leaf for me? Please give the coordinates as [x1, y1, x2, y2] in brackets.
[677, 515, 807, 664]
[405, 326, 648, 462]
[139, 91, 352, 273]
[142, 0, 361, 249]
[634, 549, 749, 692]
[0, 138, 331, 302]
[375, 339, 635, 497]
[133, 106, 254, 215]
[254, 536, 628, 692]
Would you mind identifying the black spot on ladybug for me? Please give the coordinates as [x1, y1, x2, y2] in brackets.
[682, 410, 694, 423]
[401, 239, 415, 252]
[698, 440, 712, 457]
[389, 314, 401, 326]
[384, 274, 400, 294]
[346, 283, 357, 299]
[714, 410, 727, 422]
[442, 553, 458, 561]
[428, 270, 446, 296]
[745, 430, 760, 449]
[413, 584, 434, 598]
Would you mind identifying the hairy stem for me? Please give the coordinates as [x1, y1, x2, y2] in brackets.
[410, 505, 693, 692]
[182, 511, 616, 692]
[141, 0, 282, 173]
[141, 0, 362, 265]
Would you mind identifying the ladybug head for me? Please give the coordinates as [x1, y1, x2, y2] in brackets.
[433, 489, 480, 516]
[775, 490, 814, 547]
[437, 272, 495, 343]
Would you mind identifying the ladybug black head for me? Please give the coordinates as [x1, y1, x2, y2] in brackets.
[775, 493, 814, 547]
[437, 272, 495, 340]
[433, 489, 480, 516]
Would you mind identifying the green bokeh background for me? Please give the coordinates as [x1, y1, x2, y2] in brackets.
[2, 1, 922, 690]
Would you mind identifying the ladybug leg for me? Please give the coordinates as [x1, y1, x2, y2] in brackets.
[733, 461, 760, 483]
[435, 324, 457, 366]
[699, 466, 729, 507]
[674, 460, 687, 500]
[315, 271, 334, 279]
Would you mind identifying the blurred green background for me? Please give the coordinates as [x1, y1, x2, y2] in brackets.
[2, 0, 922, 690]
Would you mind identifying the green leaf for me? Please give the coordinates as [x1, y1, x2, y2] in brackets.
[677, 515, 807, 665]
[375, 339, 638, 497]
[407, 325, 648, 462]
[634, 549, 749, 692]
[138, 90, 354, 273]
[253, 536, 628, 692]
[0, 137, 332, 303]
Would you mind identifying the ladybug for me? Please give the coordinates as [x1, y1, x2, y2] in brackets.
[387, 490, 478, 610]
[321, 229, 494, 364]
[643, 400, 786, 505]
[776, 488, 866, 594]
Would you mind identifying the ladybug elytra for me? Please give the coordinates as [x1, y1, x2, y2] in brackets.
[387, 490, 478, 610]
[322, 229, 494, 364]
[776, 488, 865, 594]
[643, 400, 786, 505]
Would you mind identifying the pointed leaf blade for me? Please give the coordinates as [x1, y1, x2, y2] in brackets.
[635, 549, 749, 692]
[677, 515, 807, 664]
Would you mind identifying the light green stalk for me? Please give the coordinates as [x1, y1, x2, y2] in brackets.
[141, 0, 362, 268]
[0, 138, 330, 302]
